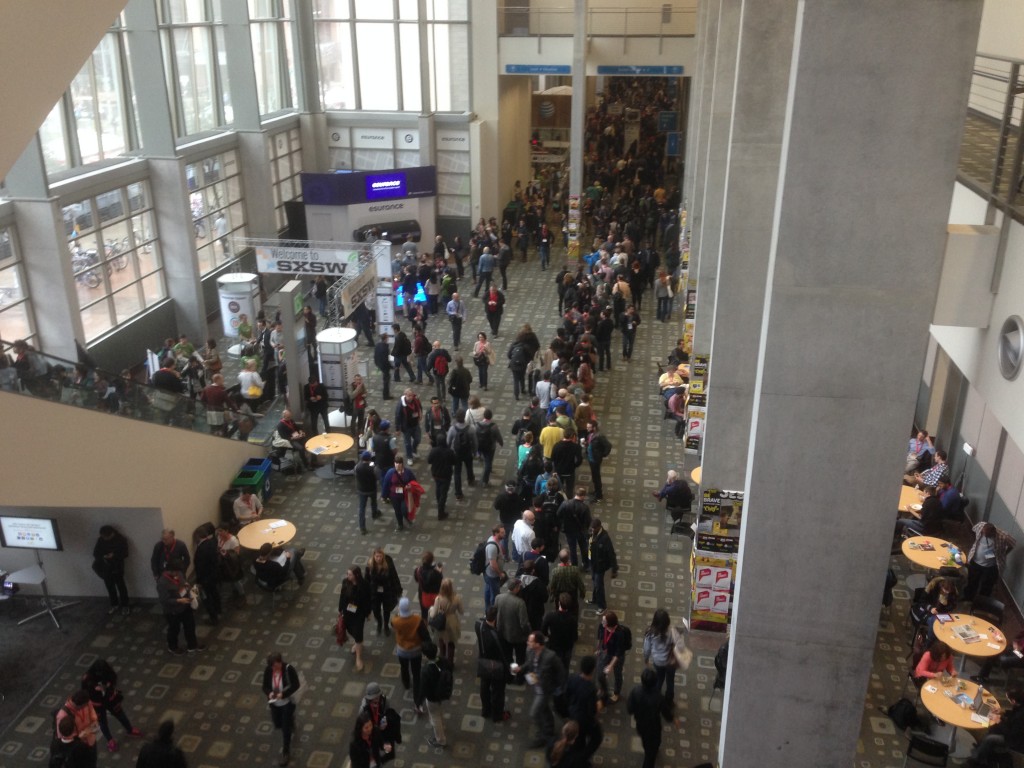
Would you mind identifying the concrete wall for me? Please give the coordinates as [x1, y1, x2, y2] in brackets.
[498, 77, 535, 203]
[0, 391, 256, 598]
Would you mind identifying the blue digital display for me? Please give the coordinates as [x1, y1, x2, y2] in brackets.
[395, 282, 427, 307]
[365, 172, 407, 201]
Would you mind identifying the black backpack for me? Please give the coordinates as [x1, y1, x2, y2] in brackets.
[469, 541, 488, 575]
[886, 697, 921, 731]
[476, 423, 494, 453]
[619, 624, 633, 652]
[454, 427, 473, 456]
[426, 660, 454, 702]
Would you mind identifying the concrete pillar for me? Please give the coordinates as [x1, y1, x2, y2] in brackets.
[691, 0, 740, 356]
[568, 0, 587, 204]
[699, 0, 797, 491]
[469, 0, 499, 223]
[718, 2, 983, 767]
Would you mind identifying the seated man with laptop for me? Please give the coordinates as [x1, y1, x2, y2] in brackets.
[252, 543, 307, 590]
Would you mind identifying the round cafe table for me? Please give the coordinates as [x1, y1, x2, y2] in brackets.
[691, 466, 702, 485]
[920, 676, 1000, 757]
[901, 536, 956, 570]
[237, 519, 296, 550]
[933, 613, 1007, 661]
[305, 433, 355, 478]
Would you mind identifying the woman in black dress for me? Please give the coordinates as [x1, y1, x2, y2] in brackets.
[339, 565, 372, 672]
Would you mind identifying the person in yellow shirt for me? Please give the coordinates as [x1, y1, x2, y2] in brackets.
[539, 417, 565, 460]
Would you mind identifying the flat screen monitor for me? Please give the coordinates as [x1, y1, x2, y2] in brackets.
[0, 516, 64, 551]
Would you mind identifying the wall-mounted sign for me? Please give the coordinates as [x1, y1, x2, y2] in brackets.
[396, 129, 419, 149]
[437, 129, 470, 148]
[303, 167, 437, 206]
[596, 65, 684, 76]
[506, 64, 571, 75]
[365, 172, 407, 201]
[353, 130, 394, 149]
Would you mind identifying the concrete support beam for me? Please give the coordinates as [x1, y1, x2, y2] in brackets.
[719, 2, 983, 766]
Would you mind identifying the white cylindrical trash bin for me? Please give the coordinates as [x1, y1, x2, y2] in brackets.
[318, 327, 359, 428]
[217, 272, 260, 338]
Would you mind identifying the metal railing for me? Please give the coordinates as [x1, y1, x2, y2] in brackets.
[958, 52, 1024, 225]
[0, 340, 222, 436]
[498, 3, 698, 37]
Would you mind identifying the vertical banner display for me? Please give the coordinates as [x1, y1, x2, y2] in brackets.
[567, 194, 581, 260]
[372, 240, 395, 328]
[690, 488, 743, 632]
[684, 378, 707, 454]
[683, 285, 697, 358]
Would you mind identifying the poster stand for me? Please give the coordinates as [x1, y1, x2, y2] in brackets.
[689, 487, 743, 633]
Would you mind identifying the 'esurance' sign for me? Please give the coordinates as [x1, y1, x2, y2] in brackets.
[255, 246, 361, 276]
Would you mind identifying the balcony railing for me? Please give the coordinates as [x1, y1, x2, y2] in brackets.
[0, 339, 226, 437]
[498, 3, 698, 37]
[957, 52, 1024, 225]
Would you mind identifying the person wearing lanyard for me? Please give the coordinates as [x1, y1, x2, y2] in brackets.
[445, 292, 468, 350]
[262, 652, 301, 766]
[965, 522, 1017, 600]
[232, 488, 263, 526]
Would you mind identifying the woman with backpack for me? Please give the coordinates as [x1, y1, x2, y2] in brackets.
[81, 658, 142, 752]
[427, 578, 464, 664]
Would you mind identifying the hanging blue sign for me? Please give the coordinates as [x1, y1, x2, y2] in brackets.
[505, 64, 572, 75]
[666, 132, 681, 157]
[596, 65, 684, 76]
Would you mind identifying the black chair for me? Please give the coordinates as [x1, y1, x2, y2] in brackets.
[251, 565, 287, 605]
[668, 505, 692, 536]
[902, 732, 948, 767]
[971, 595, 1005, 626]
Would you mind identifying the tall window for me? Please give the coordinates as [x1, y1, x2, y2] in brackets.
[63, 182, 165, 342]
[38, 28, 138, 175]
[249, 0, 298, 115]
[315, 0, 470, 112]
[0, 224, 36, 345]
[187, 149, 247, 274]
[269, 127, 303, 231]
[160, 0, 233, 137]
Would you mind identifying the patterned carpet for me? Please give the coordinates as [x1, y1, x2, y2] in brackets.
[0, 251, 723, 768]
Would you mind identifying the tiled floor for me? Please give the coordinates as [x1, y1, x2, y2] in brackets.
[0, 253, 723, 768]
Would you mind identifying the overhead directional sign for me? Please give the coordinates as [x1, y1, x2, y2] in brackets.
[596, 65, 684, 76]
[506, 64, 571, 75]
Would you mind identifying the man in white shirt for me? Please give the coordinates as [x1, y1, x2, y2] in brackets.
[233, 488, 263, 526]
[511, 510, 536, 564]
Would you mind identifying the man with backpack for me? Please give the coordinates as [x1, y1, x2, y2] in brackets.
[53, 690, 98, 767]
[50, 715, 94, 768]
[480, 524, 507, 610]
[558, 488, 592, 570]
[420, 642, 453, 748]
[584, 421, 612, 502]
[474, 409, 504, 485]
[423, 395, 451, 448]
[427, 434, 456, 521]
[588, 518, 617, 615]
[475, 606, 510, 723]
[446, 410, 477, 500]
[508, 342, 530, 401]
[393, 389, 423, 466]
[425, 341, 452, 402]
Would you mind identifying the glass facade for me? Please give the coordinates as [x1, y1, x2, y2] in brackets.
[249, 0, 298, 115]
[63, 181, 165, 342]
[269, 126, 303, 231]
[187, 149, 247, 274]
[0, 224, 35, 344]
[315, 0, 470, 112]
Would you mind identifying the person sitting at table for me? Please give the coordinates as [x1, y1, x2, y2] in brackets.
[905, 430, 934, 476]
[894, 486, 943, 540]
[921, 576, 959, 643]
[233, 488, 263, 526]
[972, 629, 1024, 685]
[963, 688, 1024, 768]
[937, 478, 962, 520]
[666, 390, 687, 439]
[253, 542, 307, 589]
[657, 364, 688, 401]
[913, 640, 957, 683]
[274, 410, 312, 472]
[905, 449, 950, 488]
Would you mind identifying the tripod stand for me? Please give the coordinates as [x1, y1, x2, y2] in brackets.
[11, 549, 79, 629]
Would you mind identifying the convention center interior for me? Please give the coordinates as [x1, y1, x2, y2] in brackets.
[2, 1, 1024, 767]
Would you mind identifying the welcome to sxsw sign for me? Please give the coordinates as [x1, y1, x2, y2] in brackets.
[255, 246, 361, 276]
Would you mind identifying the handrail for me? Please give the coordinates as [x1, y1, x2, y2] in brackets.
[0, 338, 223, 436]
